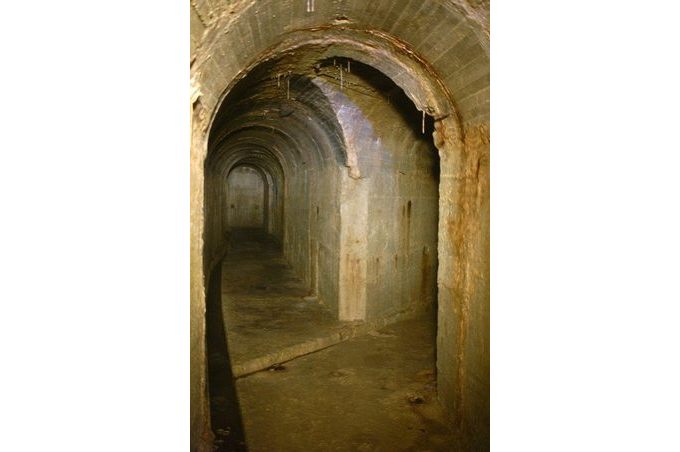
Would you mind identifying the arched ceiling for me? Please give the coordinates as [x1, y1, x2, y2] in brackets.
[206, 52, 351, 182]
[191, 0, 489, 129]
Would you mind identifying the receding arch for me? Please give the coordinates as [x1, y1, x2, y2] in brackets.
[198, 34, 462, 432]
[200, 31, 464, 433]
[225, 164, 267, 229]
[191, 5, 490, 450]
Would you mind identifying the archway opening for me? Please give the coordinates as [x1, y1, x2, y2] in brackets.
[226, 165, 267, 230]
[204, 44, 454, 450]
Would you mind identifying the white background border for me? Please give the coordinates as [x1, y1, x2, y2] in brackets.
[1, 1, 678, 450]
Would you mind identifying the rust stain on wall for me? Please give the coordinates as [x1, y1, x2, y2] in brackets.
[443, 121, 489, 435]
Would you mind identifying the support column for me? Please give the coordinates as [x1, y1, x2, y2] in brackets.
[338, 172, 368, 321]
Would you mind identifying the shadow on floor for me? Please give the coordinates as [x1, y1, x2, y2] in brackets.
[206, 262, 248, 451]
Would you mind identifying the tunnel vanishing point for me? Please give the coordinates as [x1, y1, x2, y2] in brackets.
[190, 1, 489, 450]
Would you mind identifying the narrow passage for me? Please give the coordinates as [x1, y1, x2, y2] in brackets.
[219, 229, 456, 451]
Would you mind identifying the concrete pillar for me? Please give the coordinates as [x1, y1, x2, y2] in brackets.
[338, 172, 368, 321]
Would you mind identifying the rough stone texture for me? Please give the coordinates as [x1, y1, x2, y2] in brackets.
[190, 1, 489, 450]
[435, 122, 490, 450]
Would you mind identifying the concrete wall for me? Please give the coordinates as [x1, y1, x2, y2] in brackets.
[363, 110, 440, 321]
[304, 164, 343, 309]
[226, 165, 265, 229]
[284, 163, 342, 298]
[268, 63, 440, 322]
[277, 104, 344, 307]
[283, 160, 312, 288]
[319, 63, 440, 321]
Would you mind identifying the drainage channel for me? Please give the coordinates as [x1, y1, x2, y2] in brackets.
[206, 263, 248, 452]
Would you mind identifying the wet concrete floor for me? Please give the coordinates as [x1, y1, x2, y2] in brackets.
[236, 315, 457, 451]
[216, 228, 457, 451]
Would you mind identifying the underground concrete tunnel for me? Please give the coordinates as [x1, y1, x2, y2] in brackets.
[191, 2, 489, 451]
